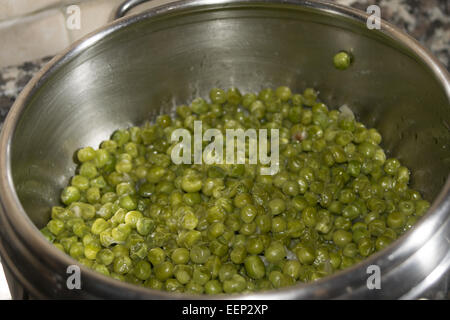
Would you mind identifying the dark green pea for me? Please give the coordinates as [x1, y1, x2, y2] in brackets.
[387, 211, 406, 229]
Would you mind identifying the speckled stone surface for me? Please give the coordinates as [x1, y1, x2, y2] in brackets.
[0, 0, 448, 128]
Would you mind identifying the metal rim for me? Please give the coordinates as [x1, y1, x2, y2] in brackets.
[0, 0, 449, 299]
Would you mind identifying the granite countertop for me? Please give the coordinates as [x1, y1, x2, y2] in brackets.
[0, 0, 449, 300]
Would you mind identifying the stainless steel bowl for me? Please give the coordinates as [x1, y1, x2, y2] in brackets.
[0, 0, 449, 299]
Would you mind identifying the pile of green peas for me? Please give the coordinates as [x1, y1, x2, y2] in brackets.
[41, 86, 430, 294]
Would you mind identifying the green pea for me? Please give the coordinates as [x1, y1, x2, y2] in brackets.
[209, 88, 227, 104]
[91, 218, 109, 235]
[145, 277, 163, 290]
[61, 186, 81, 205]
[333, 51, 351, 70]
[255, 214, 272, 234]
[246, 236, 265, 255]
[77, 147, 96, 163]
[193, 266, 211, 285]
[79, 162, 98, 179]
[190, 246, 211, 264]
[240, 205, 258, 224]
[113, 256, 133, 274]
[96, 248, 114, 265]
[233, 193, 252, 208]
[205, 280, 223, 294]
[230, 246, 247, 264]
[302, 207, 317, 228]
[333, 229, 352, 247]
[296, 246, 315, 265]
[136, 217, 155, 236]
[154, 261, 174, 281]
[387, 211, 406, 229]
[282, 181, 299, 196]
[265, 242, 286, 264]
[271, 216, 287, 233]
[375, 236, 392, 251]
[174, 266, 192, 285]
[172, 248, 190, 265]
[181, 175, 203, 193]
[283, 260, 301, 279]
[71, 175, 90, 191]
[148, 247, 165, 266]
[119, 195, 137, 210]
[47, 219, 65, 236]
[134, 260, 152, 280]
[384, 158, 401, 175]
[207, 222, 225, 239]
[275, 86, 292, 101]
[244, 255, 266, 280]
[223, 274, 246, 293]
[226, 88, 242, 105]
[269, 198, 286, 215]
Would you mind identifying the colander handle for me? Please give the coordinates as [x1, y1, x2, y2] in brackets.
[114, 0, 154, 20]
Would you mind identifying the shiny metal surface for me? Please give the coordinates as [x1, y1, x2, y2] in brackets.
[115, 0, 153, 19]
[0, 0, 449, 299]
